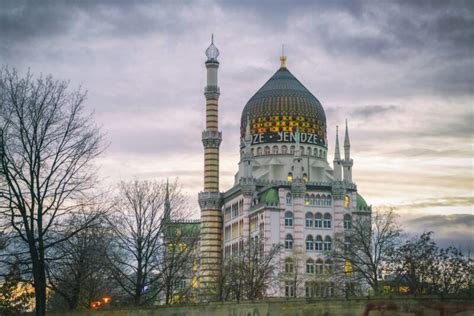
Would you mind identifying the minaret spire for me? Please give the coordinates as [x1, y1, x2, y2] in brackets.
[199, 35, 223, 296]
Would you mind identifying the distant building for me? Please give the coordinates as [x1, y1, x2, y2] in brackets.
[198, 37, 371, 298]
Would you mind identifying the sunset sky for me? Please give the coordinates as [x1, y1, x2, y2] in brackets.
[1, 0, 472, 249]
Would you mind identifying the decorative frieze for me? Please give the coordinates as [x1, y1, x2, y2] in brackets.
[204, 85, 220, 100]
[291, 178, 306, 197]
[198, 191, 223, 209]
[202, 130, 222, 148]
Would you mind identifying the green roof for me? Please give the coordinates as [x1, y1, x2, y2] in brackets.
[165, 220, 200, 238]
[357, 193, 368, 209]
[261, 188, 280, 205]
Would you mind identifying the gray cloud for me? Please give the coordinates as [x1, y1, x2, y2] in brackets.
[1, 0, 472, 244]
[400, 214, 474, 252]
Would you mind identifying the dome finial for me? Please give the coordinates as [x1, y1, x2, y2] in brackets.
[280, 44, 287, 68]
[205, 34, 219, 62]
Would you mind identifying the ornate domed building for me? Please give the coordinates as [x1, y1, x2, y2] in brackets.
[198, 38, 371, 298]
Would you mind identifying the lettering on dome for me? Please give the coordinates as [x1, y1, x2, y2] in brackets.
[251, 131, 325, 146]
[249, 115, 326, 146]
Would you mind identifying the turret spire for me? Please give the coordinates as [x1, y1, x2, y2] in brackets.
[333, 125, 342, 181]
[335, 125, 341, 160]
[164, 178, 171, 222]
[344, 119, 350, 148]
[342, 119, 353, 183]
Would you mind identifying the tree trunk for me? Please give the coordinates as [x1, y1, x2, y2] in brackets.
[32, 260, 47, 316]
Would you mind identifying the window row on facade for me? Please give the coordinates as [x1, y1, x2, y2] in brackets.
[284, 258, 333, 275]
[250, 145, 327, 158]
[223, 199, 244, 222]
[284, 233, 333, 252]
[286, 193, 332, 207]
[285, 211, 333, 229]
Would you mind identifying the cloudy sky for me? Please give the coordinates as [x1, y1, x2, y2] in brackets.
[1, 0, 473, 248]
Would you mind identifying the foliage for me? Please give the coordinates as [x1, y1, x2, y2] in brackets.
[388, 231, 473, 296]
[331, 208, 401, 295]
[0, 261, 34, 315]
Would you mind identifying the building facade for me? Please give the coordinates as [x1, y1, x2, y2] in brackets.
[199, 38, 371, 298]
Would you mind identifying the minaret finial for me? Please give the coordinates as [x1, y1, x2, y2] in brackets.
[280, 44, 287, 68]
[206, 34, 219, 61]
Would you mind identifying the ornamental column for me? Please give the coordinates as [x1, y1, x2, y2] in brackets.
[198, 35, 223, 295]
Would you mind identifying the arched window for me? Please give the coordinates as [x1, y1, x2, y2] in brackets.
[287, 172, 293, 182]
[326, 194, 332, 206]
[323, 213, 332, 228]
[319, 149, 322, 158]
[286, 193, 292, 205]
[344, 236, 351, 252]
[257, 147, 262, 156]
[251, 148, 255, 156]
[321, 194, 326, 206]
[315, 213, 322, 228]
[285, 258, 294, 273]
[272, 145, 279, 154]
[285, 234, 294, 249]
[290, 145, 295, 154]
[300, 146, 305, 155]
[281, 145, 288, 154]
[316, 194, 321, 206]
[304, 194, 310, 206]
[315, 235, 323, 251]
[325, 259, 333, 274]
[324, 236, 332, 251]
[307, 147, 312, 156]
[306, 259, 315, 274]
[315, 259, 324, 274]
[306, 235, 314, 251]
[305, 212, 314, 227]
[264, 146, 270, 155]
[344, 214, 352, 230]
[284, 212, 293, 227]
[310, 194, 316, 206]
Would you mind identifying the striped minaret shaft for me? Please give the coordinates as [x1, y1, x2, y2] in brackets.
[198, 36, 222, 294]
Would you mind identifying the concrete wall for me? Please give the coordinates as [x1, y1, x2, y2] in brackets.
[44, 298, 474, 316]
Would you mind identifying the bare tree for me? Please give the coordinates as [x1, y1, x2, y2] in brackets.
[46, 204, 113, 311]
[0, 68, 103, 315]
[219, 238, 281, 301]
[331, 208, 401, 295]
[389, 231, 473, 296]
[279, 246, 306, 298]
[161, 220, 200, 304]
[107, 179, 191, 306]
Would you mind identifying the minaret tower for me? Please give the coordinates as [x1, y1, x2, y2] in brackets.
[198, 35, 223, 294]
[343, 120, 353, 183]
[333, 126, 342, 181]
